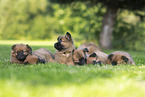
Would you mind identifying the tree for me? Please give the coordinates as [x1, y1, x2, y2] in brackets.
[97, 0, 145, 49]
[50, 0, 145, 49]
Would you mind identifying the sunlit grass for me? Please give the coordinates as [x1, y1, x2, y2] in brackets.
[0, 40, 55, 46]
[1, 71, 145, 97]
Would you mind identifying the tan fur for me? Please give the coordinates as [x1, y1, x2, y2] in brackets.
[108, 51, 136, 65]
[94, 51, 110, 64]
[24, 48, 55, 64]
[24, 54, 39, 64]
[54, 32, 75, 65]
[72, 48, 99, 65]
[72, 49, 86, 65]
[10, 43, 32, 64]
[55, 51, 74, 65]
[77, 42, 101, 54]
[78, 42, 110, 65]
[86, 53, 98, 65]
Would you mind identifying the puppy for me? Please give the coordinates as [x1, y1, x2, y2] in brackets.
[108, 51, 136, 66]
[78, 42, 109, 65]
[24, 48, 55, 64]
[72, 48, 101, 66]
[72, 48, 89, 65]
[54, 32, 75, 65]
[10, 43, 32, 64]
[77, 42, 101, 54]
[86, 53, 101, 65]
[94, 51, 110, 65]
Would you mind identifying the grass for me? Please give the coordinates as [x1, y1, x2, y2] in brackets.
[0, 41, 145, 97]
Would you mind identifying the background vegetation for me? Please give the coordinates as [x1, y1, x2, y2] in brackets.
[0, 0, 145, 50]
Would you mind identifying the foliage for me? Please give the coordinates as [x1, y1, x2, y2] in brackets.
[0, 45, 145, 97]
[0, 0, 144, 50]
[113, 10, 145, 50]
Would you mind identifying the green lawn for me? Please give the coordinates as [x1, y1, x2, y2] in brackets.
[0, 42, 145, 97]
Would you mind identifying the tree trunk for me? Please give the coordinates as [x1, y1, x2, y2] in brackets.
[100, 7, 118, 49]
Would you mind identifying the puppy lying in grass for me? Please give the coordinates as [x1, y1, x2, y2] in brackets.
[72, 48, 101, 66]
[78, 42, 109, 65]
[108, 51, 136, 66]
[10, 43, 32, 64]
[24, 48, 55, 64]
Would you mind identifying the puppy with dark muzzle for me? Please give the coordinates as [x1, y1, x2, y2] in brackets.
[10, 43, 32, 64]
[86, 53, 101, 66]
[72, 48, 101, 66]
[108, 51, 136, 66]
[54, 32, 75, 65]
[93, 51, 110, 65]
[72, 48, 89, 65]
[24, 48, 55, 64]
[78, 42, 109, 65]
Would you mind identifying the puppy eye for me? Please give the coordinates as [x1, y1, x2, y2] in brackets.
[60, 39, 66, 42]
[59, 38, 66, 42]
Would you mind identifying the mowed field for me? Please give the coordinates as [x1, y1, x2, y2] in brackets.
[0, 40, 145, 97]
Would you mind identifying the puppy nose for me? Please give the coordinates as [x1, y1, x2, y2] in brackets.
[16, 52, 27, 61]
[54, 42, 59, 48]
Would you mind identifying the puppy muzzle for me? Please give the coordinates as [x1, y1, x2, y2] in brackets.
[16, 52, 27, 61]
[54, 42, 64, 51]
[78, 57, 86, 65]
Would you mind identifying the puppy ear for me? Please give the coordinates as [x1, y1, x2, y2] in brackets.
[26, 44, 32, 54]
[122, 56, 129, 62]
[11, 45, 16, 50]
[89, 53, 97, 57]
[65, 32, 72, 40]
[108, 54, 114, 60]
[57, 36, 61, 41]
[83, 48, 89, 53]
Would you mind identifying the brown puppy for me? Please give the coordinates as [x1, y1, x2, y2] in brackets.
[86, 53, 100, 65]
[72, 48, 101, 65]
[108, 51, 136, 66]
[78, 42, 109, 65]
[10, 43, 32, 64]
[72, 48, 89, 65]
[94, 51, 110, 65]
[24, 48, 55, 64]
[77, 42, 101, 54]
[54, 32, 75, 65]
